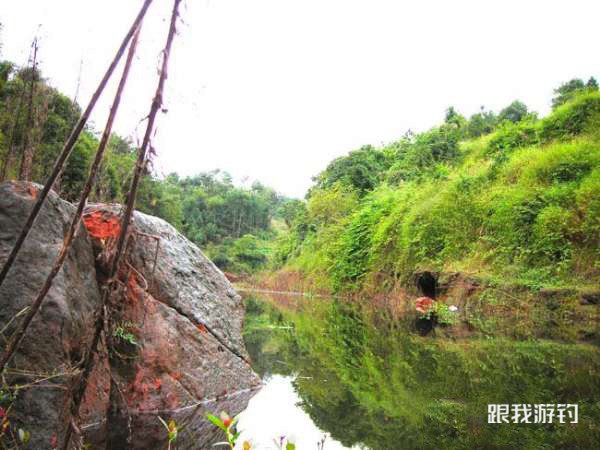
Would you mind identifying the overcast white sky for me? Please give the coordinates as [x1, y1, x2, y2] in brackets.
[1, 0, 599, 198]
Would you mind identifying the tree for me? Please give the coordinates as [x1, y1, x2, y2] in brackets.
[230, 234, 268, 271]
[18, 39, 41, 181]
[313, 145, 389, 195]
[385, 124, 461, 183]
[308, 183, 358, 226]
[551, 77, 598, 109]
[0, 61, 13, 90]
[444, 106, 466, 129]
[466, 106, 497, 137]
[279, 199, 306, 228]
[498, 100, 528, 123]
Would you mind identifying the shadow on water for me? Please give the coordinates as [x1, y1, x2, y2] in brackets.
[240, 289, 600, 450]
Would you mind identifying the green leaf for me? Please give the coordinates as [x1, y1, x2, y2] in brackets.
[206, 413, 227, 432]
[18, 428, 30, 444]
[286, 443, 296, 450]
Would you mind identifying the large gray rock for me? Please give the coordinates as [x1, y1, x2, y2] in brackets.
[82, 205, 261, 449]
[0, 183, 259, 450]
[0, 181, 103, 449]
[84, 204, 248, 357]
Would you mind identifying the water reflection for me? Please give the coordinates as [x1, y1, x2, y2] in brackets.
[236, 375, 354, 450]
[240, 290, 600, 450]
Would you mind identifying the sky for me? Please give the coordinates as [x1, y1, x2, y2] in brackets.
[1, 0, 599, 198]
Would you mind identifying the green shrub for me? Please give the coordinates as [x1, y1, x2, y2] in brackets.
[313, 145, 389, 194]
[401, 176, 483, 267]
[386, 125, 462, 183]
[531, 205, 573, 264]
[520, 140, 600, 185]
[482, 186, 544, 261]
[330, 187, 398, 290]
[487, 120, 539, 155]
[575, 168, 600, 241]
[539, 91, 600, 141]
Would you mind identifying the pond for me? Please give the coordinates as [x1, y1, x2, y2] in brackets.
[235, 289, 600, 450]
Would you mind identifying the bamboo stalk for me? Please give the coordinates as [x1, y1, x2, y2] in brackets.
[62, 2, 182, 448]
[0, 0, 154, 292]
[110, 0, 181, 281]
[55, 26, 144, 450]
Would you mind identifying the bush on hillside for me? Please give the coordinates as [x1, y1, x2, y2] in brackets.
[330, 187, 398, 290]
[312, 145, 389, 195]
[386, 125, 461, 183]
[465, 108, 497, 138]
[487, 120, 539, 155]
[498, 100, 529, 124]
[551, 77, 598, 109]
[539, 91, 600, 141]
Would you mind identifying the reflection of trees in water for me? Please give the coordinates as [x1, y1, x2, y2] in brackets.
[243, 296, 299, 378]
[243, 294, 600, 450]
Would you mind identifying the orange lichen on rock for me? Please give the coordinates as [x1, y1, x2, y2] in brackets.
[170, 371, 182, 381]
[83, 210, 121, 240]
[196, 323, 208, 333]
[10, 181, 38, 198]
[127, 273, 144, 304]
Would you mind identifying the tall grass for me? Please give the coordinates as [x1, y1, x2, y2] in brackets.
[280, 92, 600, 293]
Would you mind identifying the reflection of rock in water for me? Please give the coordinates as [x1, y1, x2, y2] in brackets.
[84, 385, 262, 449]
[0, 182, 260, 450]
[415, 316, 434, 335]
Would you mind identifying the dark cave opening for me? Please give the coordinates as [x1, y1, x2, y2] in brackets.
[417, 272, 437, 298]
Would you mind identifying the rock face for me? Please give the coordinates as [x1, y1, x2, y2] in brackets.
[0, 181, 102, 449]
[0, 182, 260, 449]
[82, 205, 261, 449]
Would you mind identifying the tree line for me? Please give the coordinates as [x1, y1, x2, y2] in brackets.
[0, 50, 292, 275]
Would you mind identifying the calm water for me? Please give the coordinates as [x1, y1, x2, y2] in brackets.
[237, 290, 600, 450]
[236, 374, 355, 450]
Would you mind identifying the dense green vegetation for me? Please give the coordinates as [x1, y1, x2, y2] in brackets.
[273, 79, 600, 293]
[1, 41, 598, 293]
[2, 20, 599, 450]
[0, 57, 291, 275]
[244, 294, 600, 450]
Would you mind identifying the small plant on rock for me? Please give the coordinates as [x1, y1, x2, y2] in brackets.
[113, 321, 139, 346]
[158, 416, 178, 450]
[206, 411, 253, 449]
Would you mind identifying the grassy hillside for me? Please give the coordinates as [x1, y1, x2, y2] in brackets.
[273, 89, 600, 294]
